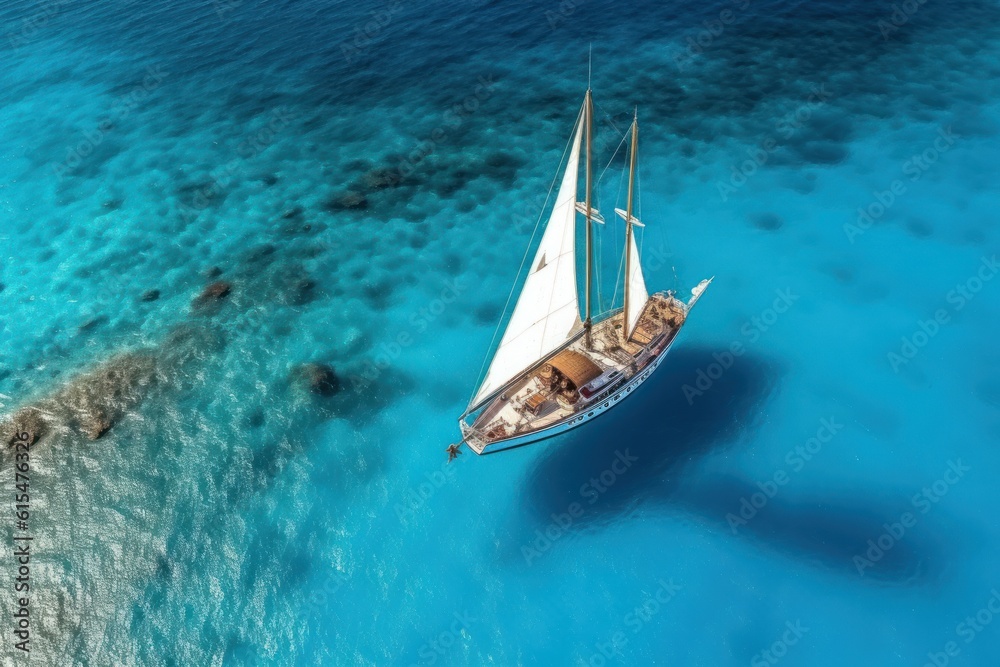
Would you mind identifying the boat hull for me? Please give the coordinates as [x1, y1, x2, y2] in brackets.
[462, 328, 678, 455]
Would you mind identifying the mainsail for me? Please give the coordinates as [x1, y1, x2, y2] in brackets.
[621, 112, 649, 340]
[625, 234, 648, 337]
[469, 107, 586, 409]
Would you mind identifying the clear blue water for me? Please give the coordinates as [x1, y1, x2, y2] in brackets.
[1, 0, 999, 664]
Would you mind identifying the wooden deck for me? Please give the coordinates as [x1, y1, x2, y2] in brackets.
[469, 293, 686, 444]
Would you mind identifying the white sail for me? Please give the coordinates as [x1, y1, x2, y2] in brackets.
[470, 111, 585, 408]
[625, 232, 648, 339]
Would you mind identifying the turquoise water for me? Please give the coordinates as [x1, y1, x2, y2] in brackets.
[1, 0, 999, 664]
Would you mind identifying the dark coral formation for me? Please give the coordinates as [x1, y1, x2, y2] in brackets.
[752, 213, 784, 231]
[290, 363, 340, 397]
[326, 190, 368, 211]
[360, 167, 402, 191]
[78, 315, 109, 332]
[1, 351, 157, 445]
[271, 265, 317, 306]
[192, 281, 232, 308]
[3, 407, 48, 447]
[79, 410, 112, 440]
[281, 206, 304, 220]
[59, 352, 157, 440]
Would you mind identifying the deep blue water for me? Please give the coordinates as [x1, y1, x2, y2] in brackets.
[1, 0, 999, 664]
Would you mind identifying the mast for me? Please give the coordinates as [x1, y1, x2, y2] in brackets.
[623, 110, 638, 342]
[583, 89, 594, 335]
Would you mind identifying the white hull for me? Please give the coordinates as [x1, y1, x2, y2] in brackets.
[456, 92, 711, 458]
[461, 313, 684, 455]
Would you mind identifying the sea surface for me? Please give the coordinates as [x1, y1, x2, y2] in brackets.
[1, 0, 999, 664]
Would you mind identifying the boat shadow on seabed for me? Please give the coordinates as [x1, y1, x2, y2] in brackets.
[523, 345, 946, 586]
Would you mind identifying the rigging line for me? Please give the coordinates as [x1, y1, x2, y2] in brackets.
[612, 236, 626, 310]
[637, 226, 644, 258]
[611, 179, 626, 307]
[594, 222, 604, 313]
[611, 146, 628, 307]
[596, 129, 629, 188]
[636, 157, 646, 274]
[467, 102, 585, 408]
[636, 145, 641, 221]
[594, 100, 625, 137]
[591, 129, 628, 312]
[643, 154, 679, 288]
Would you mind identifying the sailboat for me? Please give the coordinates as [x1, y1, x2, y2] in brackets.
[456, 88, 711, 456]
